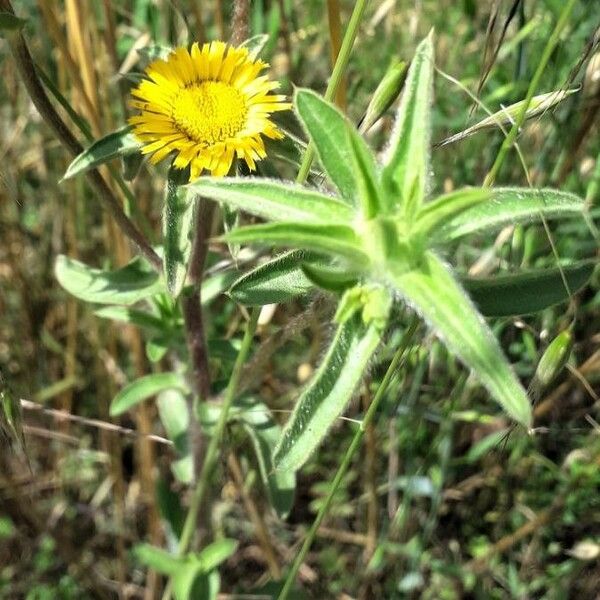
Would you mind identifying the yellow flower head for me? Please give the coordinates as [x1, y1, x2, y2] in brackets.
[129, 41, 291, 179]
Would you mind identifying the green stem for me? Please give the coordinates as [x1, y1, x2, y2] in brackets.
[295, 0, 370, 184]
[482, 0, 577, 187]
[277, 316, 420, 600]
[162, 307, 260, 600]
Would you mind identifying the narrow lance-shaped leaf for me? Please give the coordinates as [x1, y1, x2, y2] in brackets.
[430, 188, 585, 244]
[463, 260, 595, 317]
[435, 88, 578, 148]
[382, 31, 435, 217]
[346, 125, 382, 219]
[55, 255, 163, 305]
[414, 188, 490, 236]
[164, 169, 196, 297]
[223, 223, 368, 265]
[359, 59, 408, 134]
[188, 177, 354, 224]
[63, 126, 141, 180]
[110, 373, 188, 416]
[229, 250, 319, 306]
[273, 316, 382, 471]
[387, 251, 532, 427]
[294, 88, 359, 206]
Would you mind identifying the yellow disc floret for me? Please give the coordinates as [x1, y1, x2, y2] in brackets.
[129, 41, 290, 179]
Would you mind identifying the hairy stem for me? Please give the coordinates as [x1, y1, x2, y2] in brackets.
[277, 317, 419, 600]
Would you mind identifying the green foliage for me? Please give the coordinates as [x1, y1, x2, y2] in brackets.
[55, 255, 163, 305]
[273, 315, 382, 471]
[110, 372, 188, 416]
[164, 168, 196, 297]
[197, 31, 592, 459]
[62, 126, 141, 180]
[134, 539, 236, 600]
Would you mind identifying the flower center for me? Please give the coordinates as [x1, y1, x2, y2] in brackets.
[171, 81, 248, 145]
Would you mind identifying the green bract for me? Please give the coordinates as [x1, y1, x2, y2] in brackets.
[189, 32, 587, 471]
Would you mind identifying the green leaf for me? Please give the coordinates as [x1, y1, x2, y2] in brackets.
[223, 223, 367, 264]
[229, 250, 318, 305]
[188, 177, 354, 224]
[414, 188, 490, 236]
[62, 126, 141, 180]
[240, 33, 269, 58]
[164, 169, 196, 297]
[55, 255, 163, 305]
[463, 260, 595, 317]
[0, 12, 27, 31]
[156, 477, 185, 540]
[237, 399, 296, 517]
[110, 373, 188, 416]
[294, 88, 358, 205]
[173, 569, 218, 600]
[197, 539, 238, 571]
[273, 317, 381, 471]
[157, 388, 192, 483]
[301, 263, 358, 293]
[134, 544, 182, 576]
[94, 306, 167, 333]
[387, 251, 532, 427]
[359, 59, 408, 133]
[346, 125, 382, 218]
[382, 32, 434, 217]
[430, 188, 585, 243]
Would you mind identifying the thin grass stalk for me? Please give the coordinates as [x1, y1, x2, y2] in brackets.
[296, 0, 370, 184]
[361, 386, 378, 562]
[161, 307, 261, 600]
[277, 317, 420, 600]
[326, 0, 347, 110]
[483, 0, 578, 186]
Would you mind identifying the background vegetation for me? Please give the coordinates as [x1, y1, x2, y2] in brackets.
[1, 0, 599, 598]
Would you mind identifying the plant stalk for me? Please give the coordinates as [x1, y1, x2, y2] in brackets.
[296, 0, 370, 184]
[162, 307, 260, 600]
[277, 316, 420, 600]
[483, 0, 578, 187]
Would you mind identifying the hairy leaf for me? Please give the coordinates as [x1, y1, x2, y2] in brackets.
[382, 32, 435, 217]
[63, 126, 141, 180]
[223, 223, 368, 264]
[294, 88, 358, 205]
[431, 188, 584, 243]
[164, 170, 196, 297]
[188, 177, 354, 224]
[55, 255, 162, 305]
[388, 252, 532, 426]
[229, 250, 318, 305]
[273, 317, 381, 471]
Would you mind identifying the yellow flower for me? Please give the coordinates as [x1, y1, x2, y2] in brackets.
[129, 41, 290, 179]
